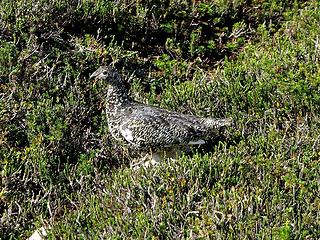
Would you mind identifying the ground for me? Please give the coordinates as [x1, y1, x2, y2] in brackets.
[0, 0, 319, 239]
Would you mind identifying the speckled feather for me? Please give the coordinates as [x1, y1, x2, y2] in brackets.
[90, 66, 232, 150]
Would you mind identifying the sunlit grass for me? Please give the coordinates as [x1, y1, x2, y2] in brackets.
[0, 0, 319, 239]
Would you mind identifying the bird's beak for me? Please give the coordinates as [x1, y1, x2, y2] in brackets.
[90, 71, 99, 79]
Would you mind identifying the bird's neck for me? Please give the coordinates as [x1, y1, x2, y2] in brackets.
[106, 84, 131, 112]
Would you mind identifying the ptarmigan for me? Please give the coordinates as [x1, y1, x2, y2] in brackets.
[90, 66, 232, 166]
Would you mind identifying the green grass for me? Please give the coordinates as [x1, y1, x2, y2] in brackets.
[1, 0, 319, 239]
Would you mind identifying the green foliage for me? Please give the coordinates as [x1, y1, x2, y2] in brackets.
[0, 41, 18, 77]
[0, 0, 319, 239]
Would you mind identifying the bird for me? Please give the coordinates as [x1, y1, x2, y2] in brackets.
[90, 66, 232, 167]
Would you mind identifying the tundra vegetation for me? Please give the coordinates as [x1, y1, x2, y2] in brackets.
[0, 0, 319, 239]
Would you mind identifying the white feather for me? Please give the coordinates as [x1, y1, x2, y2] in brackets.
[188, 139, 206, 145]
[120, 127, 134, 143]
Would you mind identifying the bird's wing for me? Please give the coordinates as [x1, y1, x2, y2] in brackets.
[119, 106, 207, 148]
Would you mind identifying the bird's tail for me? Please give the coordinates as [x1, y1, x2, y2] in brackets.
[203, 117, 233, 129]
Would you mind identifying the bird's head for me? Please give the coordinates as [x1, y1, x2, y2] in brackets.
[90, 66, 121, 85]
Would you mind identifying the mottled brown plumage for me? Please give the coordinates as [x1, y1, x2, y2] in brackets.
[90, 66, 232, 151]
